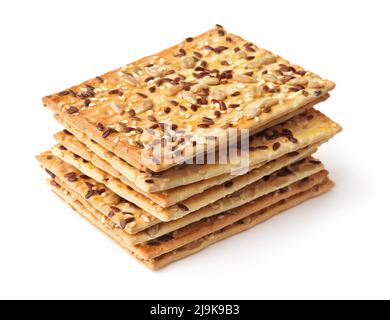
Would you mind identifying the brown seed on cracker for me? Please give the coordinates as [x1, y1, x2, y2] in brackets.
[273, 142, 281, 151]
[96, 122, 105, 131]
[224, 181, 234, 188]
[102, 128, 115, 139]
[45, 169, 56, 179]
[85, 190, 95, 200]
[67, 106, 79, 115]
[178, 204, 189, 211]
[120, 216, 135, 229]
[64, 172, 78, 182]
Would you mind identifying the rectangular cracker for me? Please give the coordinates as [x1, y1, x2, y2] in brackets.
[50, 176, 334, 270]
[43, 25, 335, 173]
[134, 159, 326, 244]
[38, 149, 325, 221]
[50, 170, 328, 260]
[40, 151, 326, 247]
[51, 139, 319, 207]
[129, 172, 329, 259]
[39, 151, 317, 233]
[54, 108, 341, 192]
[149, 178, 334, 270]
[38, 153, 158, 234]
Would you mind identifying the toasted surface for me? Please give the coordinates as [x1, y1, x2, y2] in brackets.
[50, 170, 328, 260]
[54, 108, 341, 192]
[38, 148, 324, 221]
[49, 174, 333, 270]
[129, 170, 329, 249]
[43, 26, 335, 172]
[51, 139, 318, 207]
[37, 152, 158, 234]
[149, 178, 334, 270]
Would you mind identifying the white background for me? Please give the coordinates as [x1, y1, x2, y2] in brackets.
[0, 0, 389, 300]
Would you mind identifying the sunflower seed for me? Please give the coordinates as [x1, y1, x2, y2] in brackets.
[181, 91, 198, 104]
[259, 54, 277, 65]
[247, 54, 277, 69]
[125, 74, 139, 86]
[146, 224, 160, 237]
[211, 90, 227, 101]
[243, 101, 262, 119]
[235, 50, 247, 59]
[109, 102, 125, 114]
[183, 56, 196, 69]
[263, 98, 279, 108]
[308, 80, 324, 88]
[165, 84, 183, 96]
[262, 74, 281, 84]
[287, 77, 308, 86]
[191, 83, 208, 94]
[244, 86, 263, 99]
[134, 99, 153, 114]
[202, 76, 220, 86]
[233, 74, 257, 83]
[145, 66, 164, 77]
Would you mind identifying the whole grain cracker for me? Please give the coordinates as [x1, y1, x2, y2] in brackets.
[50, 175, 334, 269]
[43, 26, 335, 173]
[54, 108, 340, 192]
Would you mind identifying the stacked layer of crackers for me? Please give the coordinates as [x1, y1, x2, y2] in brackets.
[37, 26, 341, 270]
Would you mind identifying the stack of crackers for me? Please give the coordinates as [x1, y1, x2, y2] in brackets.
[37, 26, 341, 270]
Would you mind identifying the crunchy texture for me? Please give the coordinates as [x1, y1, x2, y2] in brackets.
[43, 25, 335, 172]
[54, 108, 341, 192]
[50, 170, 327, 260]
[37, 152, 157, 234]
[51, 140, 318, 208]
[40, 147, 324, 221]
[50, 175, 334, 269]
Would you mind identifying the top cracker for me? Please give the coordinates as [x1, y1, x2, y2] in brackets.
[43, 25, 335, 172]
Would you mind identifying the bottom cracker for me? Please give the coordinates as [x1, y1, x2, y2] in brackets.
[49, 176, 333, 270]
[150, 178, 334, 270]
[50, 169, 327, 260]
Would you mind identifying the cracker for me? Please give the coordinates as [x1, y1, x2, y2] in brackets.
[136, 171, 329, 259]
[43, 25, 335, 173]
[51, 139, 319, 207]
[54, 108, 341, 192]
[40, 150, 325, 247]
[49, 175, 333, 270]
[133, 160, 326, 244]
[50, 170, 327, 260]
[37, 152, 158, 234]
[40, 147, 325, 221]
[41, 151, 326, 246]
[150, 178, 334, 270]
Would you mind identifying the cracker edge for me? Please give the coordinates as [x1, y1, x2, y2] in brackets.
[49, 177, 334, 270]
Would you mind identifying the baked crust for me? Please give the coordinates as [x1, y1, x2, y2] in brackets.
[43, 26, 335, 172]
[51, 135, 321, 207]
[50, 175, 334, 269]
[38, 151, 325, 222]
[54, 108, 341, 192]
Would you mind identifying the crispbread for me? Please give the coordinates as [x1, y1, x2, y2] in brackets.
[133, 169, 325, 244]
[54, 108, 341, 192]
[135, 171, 329, 258]
[39, 149, 325, 248]
[149, 178, 334, 270]
[40, 147, 324, 221]
[51, 140, 318, 208]
[134, 159, 326, 244]
[38, 152, 324, 226]
[43, 25, 335, 173]
[49, 175, 334, 270]
[37, 152, 157, 234]
[50, 169, 327, 260]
